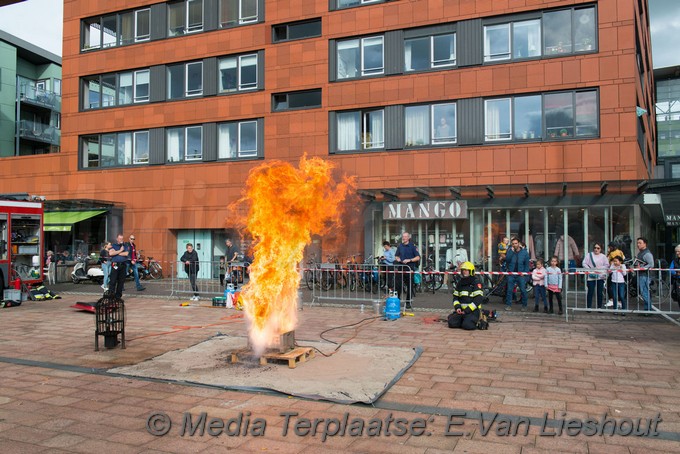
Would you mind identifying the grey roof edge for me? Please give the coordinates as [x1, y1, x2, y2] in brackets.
[0, 29, 61, 65]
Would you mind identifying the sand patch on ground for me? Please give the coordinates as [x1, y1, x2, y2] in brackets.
[110, 335, 421, 403]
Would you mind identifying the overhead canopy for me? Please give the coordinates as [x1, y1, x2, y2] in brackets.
[43, 210, 106, 231]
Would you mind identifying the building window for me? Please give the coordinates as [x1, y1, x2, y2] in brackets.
[671, 164, 680, 179]
[81, 7, 151, 51]
[82, 69, 150, 110]
[337, 36, 384, 79]
[513, 95, 542, 140]
[167, 126, 203, 162]
[168, 62, 203, 99]
[272, 18, 322, 42]
[272, 89, 322, 111]
[135, 9, 151, 42]
[483, 5, 596, 62]
[405, 33, 456, 71]
[218, 120, 259, 159]
[134, 70, 150, 102]
[484, 99, 512, 141]
[484, 24, 510, 62]
[134, 131, 150, 164]
[485, 89, 599, 142]
[484, 20, 541, 62]
[336, 109, 384, 151]
[544, 6, 596, 55]
[335, 0, 381, 9]
[219, 0, 259, 27]
[168, 0, 204, 36]
[545, 92, 574, 138]
[53, 79, 62, 96]
[405, 103, 457, 147]
[81, 131, 149, 168]
[513, 20, 541, 59]
[218, 54, 257, 92]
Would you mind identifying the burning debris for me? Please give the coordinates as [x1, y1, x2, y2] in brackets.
[233, 156, 356, 357]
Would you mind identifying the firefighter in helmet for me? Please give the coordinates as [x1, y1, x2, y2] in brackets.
[448, 261, 484, 330]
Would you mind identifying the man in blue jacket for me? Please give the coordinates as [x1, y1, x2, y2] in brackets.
[395, 232, 420, 310]
[505, 237, 530, 311]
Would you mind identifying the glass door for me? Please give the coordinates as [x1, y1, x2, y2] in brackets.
[10, 214, 42, 280]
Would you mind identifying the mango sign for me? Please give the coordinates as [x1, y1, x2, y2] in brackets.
[383, 201, 468, 220]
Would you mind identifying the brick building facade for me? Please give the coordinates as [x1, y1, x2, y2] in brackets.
[0, 0, 659, 272]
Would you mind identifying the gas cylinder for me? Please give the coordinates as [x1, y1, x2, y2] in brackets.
[385, 291, 401, 320]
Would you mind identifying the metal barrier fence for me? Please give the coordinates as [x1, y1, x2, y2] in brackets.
[565, 268, 680, 325]
[170, 260, 249, 298]
[307, 263, 423, 306]
[170, 258, 680, 324]
[306, 264, 680, 324]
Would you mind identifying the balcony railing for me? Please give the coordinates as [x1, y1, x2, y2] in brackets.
[19, 85, 61, 111]
[19, 120, 61, 146]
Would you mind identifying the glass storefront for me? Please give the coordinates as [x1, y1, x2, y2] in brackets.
[372, 202, 640, 272]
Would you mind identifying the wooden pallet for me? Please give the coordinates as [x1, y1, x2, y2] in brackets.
[260, 347, 315, 369]
[229, 348, 252, 365]
[229, 347, 315, 369]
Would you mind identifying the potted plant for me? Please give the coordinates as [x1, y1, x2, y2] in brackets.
[560, 129, 568, 137]
[521, 131, 528, 139]
[584, 38, 593, 50]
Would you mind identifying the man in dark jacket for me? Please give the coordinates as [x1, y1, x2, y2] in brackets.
[448, 261, 484, 330]
[108, 234, 130, 299]
[127, 234, 146, 291]
[504, 237, 530, 311]
[395, 232, 420, 310]
[180, 243, 200, 301]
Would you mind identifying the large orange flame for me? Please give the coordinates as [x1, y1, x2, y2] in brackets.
[235, 156, 356, 354]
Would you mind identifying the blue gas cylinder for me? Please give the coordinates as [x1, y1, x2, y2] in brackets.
[224, 284, 235, 307]
[385, 291, 401, 320]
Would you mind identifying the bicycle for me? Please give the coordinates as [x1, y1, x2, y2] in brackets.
[320, 255, 347, 291]
[344, 254, 364, 292]
[654, 259, 671, 299]
[420, 255, 444, 293]
[137, 251, 163, 280]
[479, 262, 533, 304]
[354, 254, 379, 293]
[304, 254, 322, 290]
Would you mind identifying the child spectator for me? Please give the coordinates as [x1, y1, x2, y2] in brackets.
[218, 256, 227, 287]
[497, 236, 509, 271]
[532, 258, 548, 313]
[546, 256, 563, 315]
[610, 255, 627, 315]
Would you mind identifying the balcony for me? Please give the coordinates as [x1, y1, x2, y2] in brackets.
[19, 120, 61, 146]
[19, 85, 61, 111]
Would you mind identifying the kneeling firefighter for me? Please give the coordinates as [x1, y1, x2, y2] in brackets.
[448, 261, 484, 330]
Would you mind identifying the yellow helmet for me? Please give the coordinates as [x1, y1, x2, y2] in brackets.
[459, 261, 475, 276]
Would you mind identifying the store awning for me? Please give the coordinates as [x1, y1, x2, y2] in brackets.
[44, 210, 106, 231]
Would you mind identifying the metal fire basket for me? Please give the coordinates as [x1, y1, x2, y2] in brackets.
[95, 296, 126, 351]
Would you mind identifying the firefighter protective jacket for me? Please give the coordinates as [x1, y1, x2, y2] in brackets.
[452, 276, 484, 313]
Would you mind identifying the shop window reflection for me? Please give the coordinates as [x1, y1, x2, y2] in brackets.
[587, 208, 606, 254]
[611, 206, 633, 260]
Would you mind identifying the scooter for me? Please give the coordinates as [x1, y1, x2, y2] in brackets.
[71, 254, 104, 284]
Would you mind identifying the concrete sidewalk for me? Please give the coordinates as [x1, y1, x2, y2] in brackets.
[1, 291, 679, 453]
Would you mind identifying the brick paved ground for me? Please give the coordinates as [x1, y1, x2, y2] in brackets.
[1, 288, 679, 453]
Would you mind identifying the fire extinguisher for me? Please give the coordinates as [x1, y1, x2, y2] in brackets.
[13, 277, 21, 290]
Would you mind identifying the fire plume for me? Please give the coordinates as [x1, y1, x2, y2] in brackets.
[236, 156, 355, 354]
